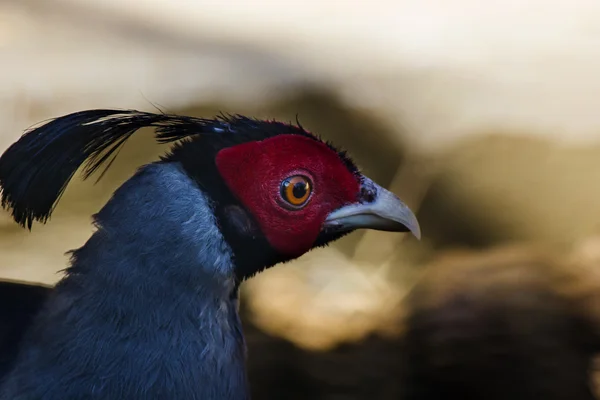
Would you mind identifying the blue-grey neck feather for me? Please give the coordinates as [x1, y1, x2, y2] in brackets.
[0, 163, 249, 400]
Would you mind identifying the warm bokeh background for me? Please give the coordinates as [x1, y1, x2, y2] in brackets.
[3, 1, 600, 398]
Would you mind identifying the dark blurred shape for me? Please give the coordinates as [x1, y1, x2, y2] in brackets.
[244, 313, 406, 400]
[244, 246, 600, 400]
[416, 177, 510, 249]
[401, 247, 599, 400]
[418, 134, 600, 250]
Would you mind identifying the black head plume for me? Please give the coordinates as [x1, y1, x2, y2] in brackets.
[0, 110, 179, 228]
[0, 109, 344, 230]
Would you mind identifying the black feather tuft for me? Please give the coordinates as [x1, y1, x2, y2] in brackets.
[0, 109, 206, 229]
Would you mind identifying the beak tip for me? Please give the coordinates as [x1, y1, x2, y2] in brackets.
[405, 216, 422, 241]
[411, 226, 422, 241]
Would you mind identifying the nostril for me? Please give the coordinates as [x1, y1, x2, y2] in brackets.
[360, 186, 377, 203]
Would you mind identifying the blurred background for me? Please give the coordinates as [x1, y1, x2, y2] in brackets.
[3, 0, 600, 398]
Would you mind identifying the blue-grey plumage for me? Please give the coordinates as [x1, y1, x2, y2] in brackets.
[1, 164, 249, 399]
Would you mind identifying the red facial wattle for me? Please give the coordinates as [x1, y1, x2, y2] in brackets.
[215, 134, 360, 256]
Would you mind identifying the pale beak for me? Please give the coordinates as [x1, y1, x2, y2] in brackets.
[323, 177, 421, 239]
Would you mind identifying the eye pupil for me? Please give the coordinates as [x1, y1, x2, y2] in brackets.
[292, 182, 307, 199]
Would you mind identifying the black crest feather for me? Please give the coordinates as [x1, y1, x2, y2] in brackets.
[0, 109, 357, 230]
[0, 109, 205, 229]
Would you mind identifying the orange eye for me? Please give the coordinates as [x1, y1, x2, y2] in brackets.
[280, 175, 312, 208]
